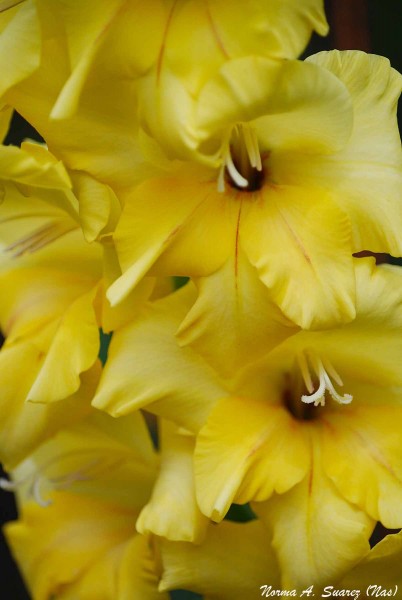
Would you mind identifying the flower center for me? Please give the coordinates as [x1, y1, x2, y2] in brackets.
[284, 351, 353, 420]
[0, 449, 124, 507]
[218, 124, 264, 193]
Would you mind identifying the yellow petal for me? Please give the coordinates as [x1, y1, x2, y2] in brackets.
[338, 531, 402, 588]
[166, 0, 327, 94]
[47, 0, 126, 119]
[6, 30, 145, 190]
[93, 285, 225, 432]
[0, 104, 12, 142]
[56, 544, 126, 600]
[274, 260, 402, 389]
[0, 142, 71, 189]
[0, 348, 98, 469]
[303, 51, 402, 256]
[159, 520, 280, 599]
[108, 167, 234, 305]
[53, 536, 166, 600]
[4, 491, 136, 600]
[137, 421, 209, 543]
[321, 404, 402, 528]
[195, 397, 310, 521]
[177, 248, 298, 376]
[196, 57, 352, 156]
[27, 284, 100, 403]
[254, 445, 373, 589]
[72, 172, 121, 243]
[118, 534, 168, 600]
[16, 410, 157, 510]
[241, 185, 355, 329]
[0, 0, 40, 97]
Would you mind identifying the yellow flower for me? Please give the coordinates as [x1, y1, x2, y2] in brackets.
[110, 51, 402, 330]
[94, 259, 402, 586]
[3, 412, 207, 598]
[3, 411, 165, 600]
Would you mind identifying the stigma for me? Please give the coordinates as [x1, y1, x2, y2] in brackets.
[297, 352, 353, 407]
[218, 123, 263, 193]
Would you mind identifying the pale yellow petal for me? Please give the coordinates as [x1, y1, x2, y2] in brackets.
[195, 397, 310, 521]
[0, 142, 71, 190]
[0, 0, 40, 97]
[0, 348, 98, 469]
[0, 104, 12, 142]
[137, 421, 209, 543]
[108, 168, 233, 305]
[255, 441, 373, 589]
[166, 0, 327, 96]
[321, 406, 402, 528]
[118, 534, 168, 600]
[282, 51, 402, 256]
[273, 260, 402, 389]
[178, 249, 298, 377]
[338, 531, 402, 588]
[6, 32, 145, 190]
[57, 544, 126, 600]
[204, 0, 328, 61]
[159, 520, 280, 600]
[4, 491, 135, 600]
[196, 57, 352, 156]
[27, 285, 100, 403]
[241, 185, 355, 329]
[47, 0, 125, 119]
[72, 172, 121, 242]
[19, 410, 157, 510]
[93, 285, 225, 432]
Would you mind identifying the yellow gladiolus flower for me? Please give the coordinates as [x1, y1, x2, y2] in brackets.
[94, 259, 402, 585]
[3, 411, 208, 598]
[110, 51, 402, 330]
[3, 411, 165, 600]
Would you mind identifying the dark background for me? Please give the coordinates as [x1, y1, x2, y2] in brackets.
[1, 0, 401, 598]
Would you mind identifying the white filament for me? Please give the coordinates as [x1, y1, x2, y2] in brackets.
[300, 353, 353, 407]
[218, 124, 262, 192]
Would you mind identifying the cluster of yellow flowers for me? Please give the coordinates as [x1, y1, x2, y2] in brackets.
[0, 0, 402, 597]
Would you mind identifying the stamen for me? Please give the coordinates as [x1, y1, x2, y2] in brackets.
[300, 352, 353, 407]
[0, 478, 18, 491]
[302, 361, 326, 406]
[3, 221, 76, 257]
[217, 124, 263, 192]
[225, 152, 248, 188]
[32, 477, 52, 508]
[217, 164, 226, 193]
[297, 352, 314, 394]
[0, 450, 125, 506]
[242, 125, 262, 171]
